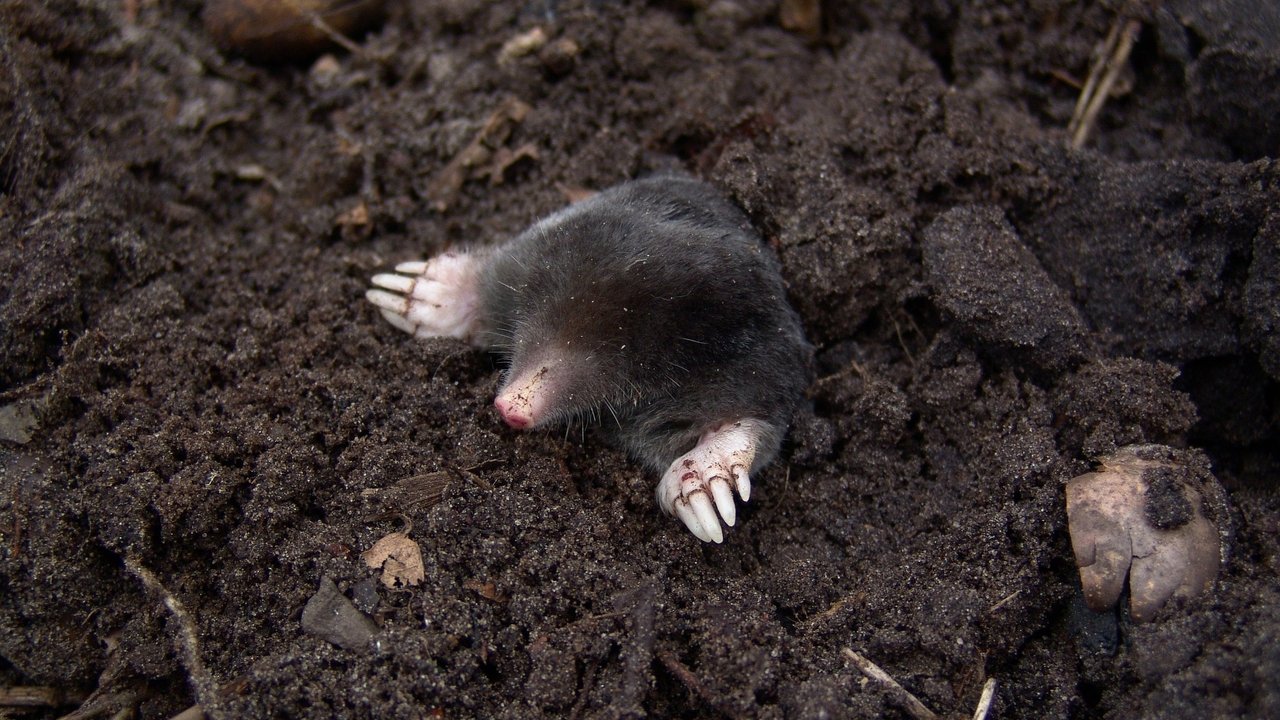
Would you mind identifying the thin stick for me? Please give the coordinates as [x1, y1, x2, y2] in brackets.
[657, 650, 710, 703]
[972, 677, 998, 720]
[0, 686, 83, 709]
[1068, 20, 1119, 136]
[988, 589, 1020, 613]
[124, 556, 221, 720]
[657, 650, 743, 720]
[170, 706, 206, 720]
[283, 0, 365, 56]
[1069, 18, 1141, 149]
[890, 312, 916, 366]
[842, 648, 938, 720]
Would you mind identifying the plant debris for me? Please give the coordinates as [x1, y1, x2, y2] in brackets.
[360, 531, 426, 589]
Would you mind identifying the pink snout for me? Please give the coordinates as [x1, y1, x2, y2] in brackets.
[494, 394, 533, 429]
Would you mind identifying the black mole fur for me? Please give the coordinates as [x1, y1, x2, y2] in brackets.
[476, 175, 813, 474]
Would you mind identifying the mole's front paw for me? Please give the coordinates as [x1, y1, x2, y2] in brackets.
[1066, 445, 1227, 622]
[656, 420, 763, 544]
[366, 252, 483, 341]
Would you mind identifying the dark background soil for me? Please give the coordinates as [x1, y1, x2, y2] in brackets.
[2, 1, 1278, 718]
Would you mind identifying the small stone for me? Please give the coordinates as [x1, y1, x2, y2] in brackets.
[498, 26, 548, 66]
[1066, 445, 1225, 622]
[301, 577, 379, 651]
[539, 37, 581, 76]
[0, 398, 44, 444]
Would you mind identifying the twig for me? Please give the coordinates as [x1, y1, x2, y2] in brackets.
[54, 646, 140, 720]
[972, 677, 998, 720]
[566, 657, 599, 720]
[842, 647, 938, 720]
[803, 590, 867, 628]
[657, 650, 709, 701]
[0, 686, 84, 709]
[890, 312, 917, 366]
[283, 0, 365, 57]
[987, 589, 1020, 613]
[1068, 17, 1141, 149]
[657, 650, 742, 720]
[813, 358, 869, 388]
[123, 556, 222, 720]
[170, 706, 206, 720]
[612, 580, 657, 715]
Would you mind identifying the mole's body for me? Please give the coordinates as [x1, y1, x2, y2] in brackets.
[367, 175, 812, 542]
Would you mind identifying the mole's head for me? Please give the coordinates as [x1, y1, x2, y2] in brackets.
[488, 335, 629, 425]
[488, 285, 661, 431]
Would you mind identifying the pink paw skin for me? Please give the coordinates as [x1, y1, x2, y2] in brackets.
[654, 420, 764, 544]
[365, 252, 485, 342]
[1066, 444, 1230, 623]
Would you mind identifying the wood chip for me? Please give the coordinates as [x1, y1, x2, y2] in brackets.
[462, 578, 507, 603]
[336, 200, 370, 228]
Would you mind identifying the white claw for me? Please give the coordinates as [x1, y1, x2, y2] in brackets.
[675, 503, 712, 543]
[710, 478, 736, 527]
[366, 288, 408, 313]
[367, 253, 484, 340]
[371, 273, 415, 294]
[654, 419, 768, 543]
[379, 308, 418, 335]
[394, 260, 429, 275]
[689, 492, 724, 543]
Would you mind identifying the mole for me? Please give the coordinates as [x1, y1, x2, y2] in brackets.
[366, 175, 812, 543]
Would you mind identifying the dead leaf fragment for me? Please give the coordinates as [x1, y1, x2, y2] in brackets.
[424, 98, 534, 212]
[463, 578, 507, 603]
[486, 142, 540, 185]
[361, 531, 425, 588]
[336, 200, 370, 228]
[361, 470, 452, 512]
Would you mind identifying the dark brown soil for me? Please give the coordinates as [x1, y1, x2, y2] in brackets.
[2, 1, 1278, 718]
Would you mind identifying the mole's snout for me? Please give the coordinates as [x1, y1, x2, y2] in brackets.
[495, 394, 533, 428]
[494, 360, 557, 430]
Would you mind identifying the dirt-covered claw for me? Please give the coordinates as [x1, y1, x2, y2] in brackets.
[689, 492, 723, 543]
[710, 477, 737, 527]
[674, 502, 712, 543]
[656, 419, 768, 543]
[737, 471, 751, 502]
[366, 252, 485, 341]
